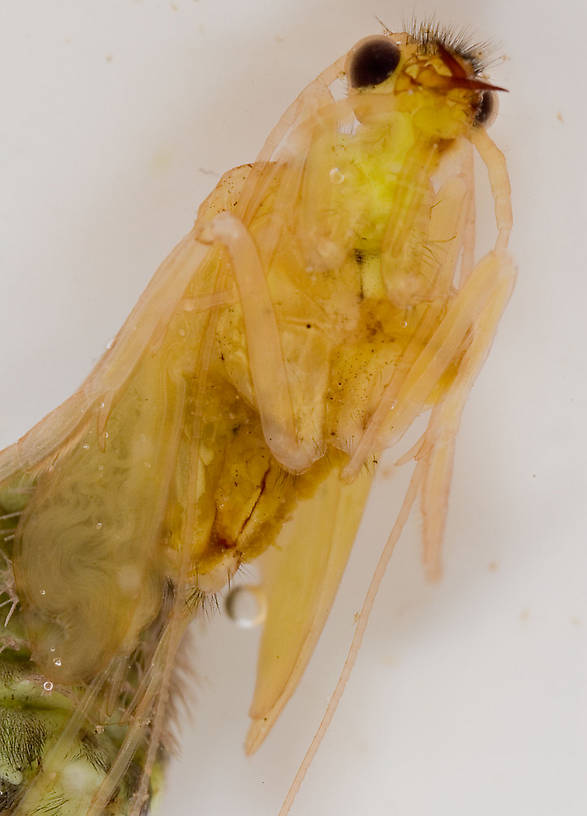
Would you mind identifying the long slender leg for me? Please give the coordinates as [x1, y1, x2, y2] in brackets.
[277, 247, 515, 816]
[195, 212, 318, 473]
[472, 128, 513, 253]
[343, 248, 514, 481]
[419, 252, 516, 578]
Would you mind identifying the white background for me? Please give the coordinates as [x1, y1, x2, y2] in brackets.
[1, 1, 586, 815]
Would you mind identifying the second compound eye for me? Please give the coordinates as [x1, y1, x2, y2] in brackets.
[474, 91, 497, 127]
[349, 37, 401, 88]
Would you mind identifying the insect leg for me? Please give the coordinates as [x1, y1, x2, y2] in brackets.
[419, 250, 516, 578]
[278, 463, 423, 816]
[277, 248, 515, 813]
[195, 212, 318, 473]
[471, 128, 513, 253]
[417, 129, 514, 574]
[459, 147, 477, 285]
[343, 249, 513, 481]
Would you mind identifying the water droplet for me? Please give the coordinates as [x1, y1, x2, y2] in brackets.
[104, 432, 109, 439]
[225, 585, 267, 629]
[95, 522, 103, 531]
[329, 167, 345, 184]
[82, 443, 90, 450]
[43, 681, 53, 692]
[40, 589, 46, 596]
[53, 657, 62, 667]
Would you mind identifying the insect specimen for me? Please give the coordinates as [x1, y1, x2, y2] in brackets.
[0, 21, 514, 815]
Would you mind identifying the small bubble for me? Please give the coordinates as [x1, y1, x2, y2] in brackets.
[104, 432, 109, 439]
[95, 522, 103, 531]
[225, 585, 267, 629]
[329, 167, 345, 184]
[53, 658, 62, 667]
[82, 443, 90, 450]
[43, 681, 53, 692]
[40, 589, 46, 596]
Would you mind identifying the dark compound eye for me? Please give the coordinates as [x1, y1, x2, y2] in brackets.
[349, 37, 401, 88]
[474, 91, 497, 127]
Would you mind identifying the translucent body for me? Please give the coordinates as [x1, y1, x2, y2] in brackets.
[0, 28, 513, 816]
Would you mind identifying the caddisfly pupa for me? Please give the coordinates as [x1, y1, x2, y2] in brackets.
[0, 20, 514, 816]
